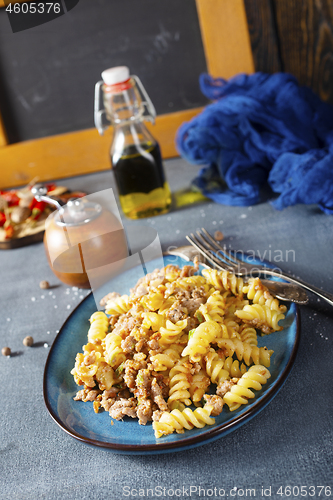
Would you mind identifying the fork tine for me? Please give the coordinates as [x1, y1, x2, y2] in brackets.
[185, 234, 218, 268]
[200, 228, 245, 267]
[186, 234, 236, 272]
[196, 228, 240, 268]
[199, 228, 222, 251]
[194, 230, 239, 270]
[195, 230, 218, 253]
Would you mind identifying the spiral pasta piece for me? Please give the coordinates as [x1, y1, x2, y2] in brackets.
[140, 291, 165, 311]
[95, 361, 116, 391]
[150, 344, 183, 371]
[142, 312, 166, 332]
[189, 370, 210, 403]
[103, 331, 126, 368]
[105, 295, 131, 316]
[87, 311, 109, 342]
[239, 325, 258, 346]
[217, 338, 273, 367]
[225, 296, 249, 316]
[235, 303, 285, 332]
[223, 318, 241, 339]
[199, 291, 226, 323]
[159, 319, 187, 344]
[223, 356, 247, 378]
[71, 342, 115, 389]
[215, 319, 242, 340]
[223, 365, 271, 411]
[177, 275, 207, 289]
[182, 320, 221, 362]
[71, 352, 100, 387]
[168, 358, 192, 407]
[202, 268, 244, 296]
[243, 278, 287, 313]
[204, 349, 229, 384]
[153, 405, 215, 438]
[158, 296, 177, 315]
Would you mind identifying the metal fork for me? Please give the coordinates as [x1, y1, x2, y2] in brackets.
[186, 228, 333, 307]
[166, 245, 308, 304]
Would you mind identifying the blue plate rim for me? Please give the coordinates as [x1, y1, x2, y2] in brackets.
[43, 256, 300, 453]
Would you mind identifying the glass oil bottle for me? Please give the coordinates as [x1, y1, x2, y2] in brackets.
[94, 66, 171, 219]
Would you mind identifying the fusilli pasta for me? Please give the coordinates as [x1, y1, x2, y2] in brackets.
[71, 262, 287, 439]
[152, 405, 215, 438]
[223, 365, 271, 411]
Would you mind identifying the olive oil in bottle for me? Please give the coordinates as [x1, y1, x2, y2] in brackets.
[112, 142, 171, 219]
[95, 66, 171, 219]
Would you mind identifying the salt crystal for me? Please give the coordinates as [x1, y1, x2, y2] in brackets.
[239, 214, 247, 219]
[31, 297, 36, 302]
[67, 305, 71, 309]
[54, 305, 58, 309]
[41, 295, 45, 299]
[44, 343, 49, 348]
[6, 318, 10, 322]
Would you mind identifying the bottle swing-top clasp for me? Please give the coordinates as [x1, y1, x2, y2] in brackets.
[94, 74, 156, 135]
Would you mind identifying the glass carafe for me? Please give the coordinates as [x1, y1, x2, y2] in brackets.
[95, 66, 171, 219]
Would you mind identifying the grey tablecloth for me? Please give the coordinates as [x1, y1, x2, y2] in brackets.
[1, 158, 332, 500]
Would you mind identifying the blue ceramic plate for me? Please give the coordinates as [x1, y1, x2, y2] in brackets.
[43, 254, 300, 455]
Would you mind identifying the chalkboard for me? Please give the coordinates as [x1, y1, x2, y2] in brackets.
[0, 0, 208, 144]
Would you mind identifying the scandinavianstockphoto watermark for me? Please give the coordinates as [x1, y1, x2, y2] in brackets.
[4, 0, 81, 33]
[122, 485, 332, 497]
[223, 245, 296, 265]
[122, 485, 257, 497]
[166, 244, 296, 279]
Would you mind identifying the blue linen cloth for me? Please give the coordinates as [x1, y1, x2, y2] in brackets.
[176, 73, 333, 214]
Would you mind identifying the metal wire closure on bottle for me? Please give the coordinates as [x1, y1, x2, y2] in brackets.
[31, 184, 64, 211]
[94, 75, 156, 135]
[31, 184, 102, 227]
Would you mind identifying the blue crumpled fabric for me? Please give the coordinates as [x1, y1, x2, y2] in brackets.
[176, 72, 333, 214]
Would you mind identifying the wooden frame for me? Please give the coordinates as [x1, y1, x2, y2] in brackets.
[0, 0, 254, 188]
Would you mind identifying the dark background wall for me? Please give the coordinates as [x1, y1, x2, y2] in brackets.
[244, 0, 333, 104]
[0, 0, 332, 145]
[0, 0, 208, 144]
